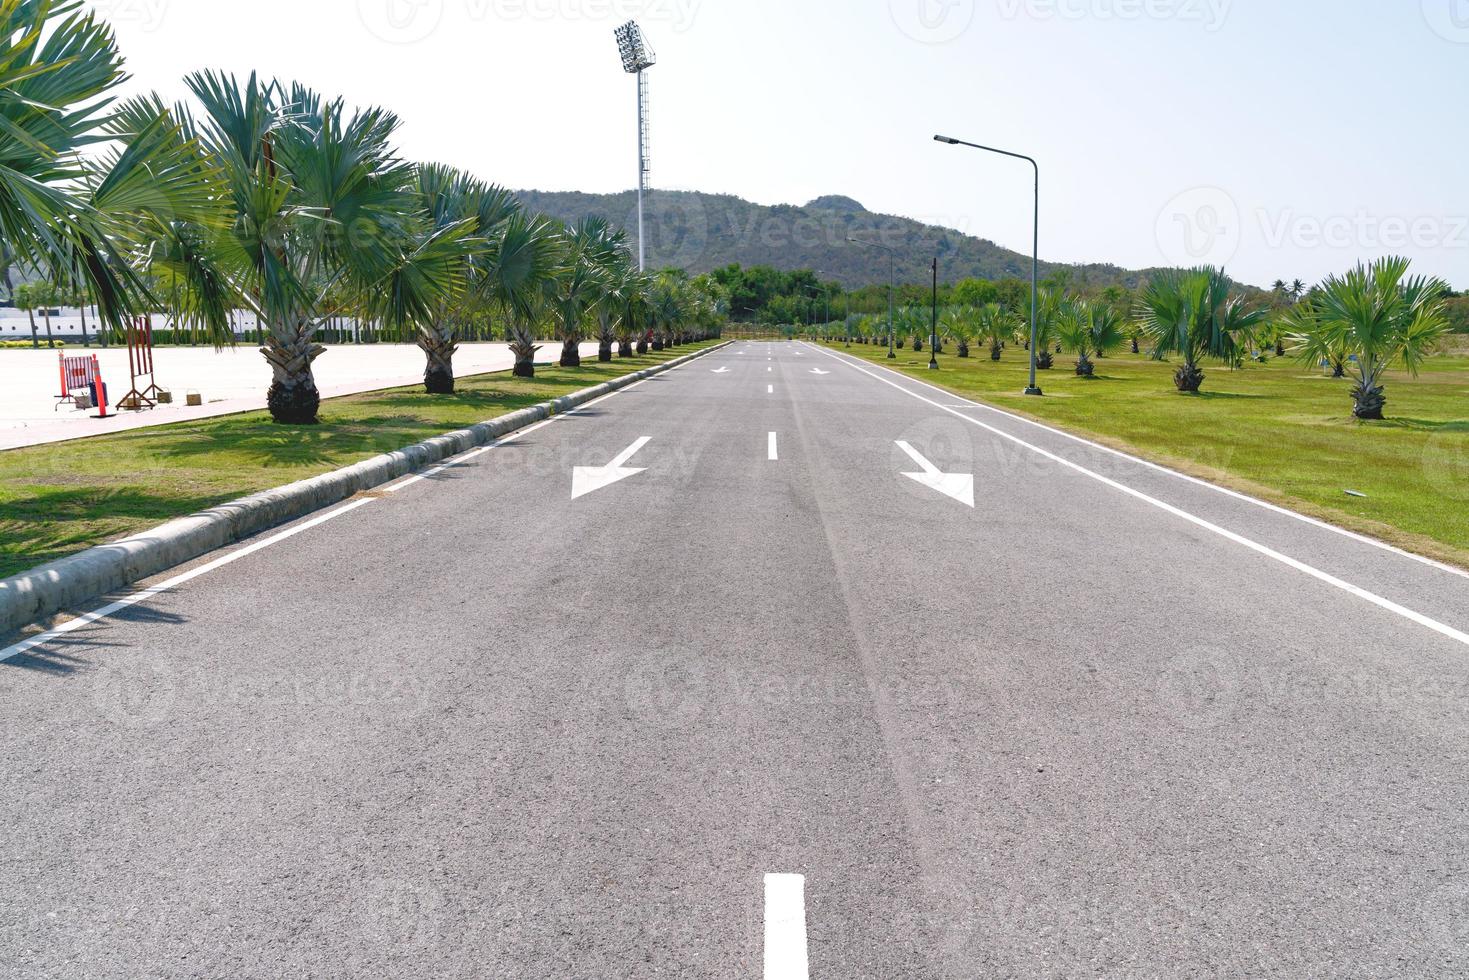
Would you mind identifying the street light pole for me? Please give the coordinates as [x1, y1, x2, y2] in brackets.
[929, 256, 939, 370]
[848, 237, 897, 358]
[933, 134, 1043, 395]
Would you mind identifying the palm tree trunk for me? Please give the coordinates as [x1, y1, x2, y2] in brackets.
[1350, 382, 1386, 420]
[79, 303, 90, 347]
[509, 320, 537, 378]
[42, 308, 54, 348]
[598, 339, 613, 362]
[420, 330, 456, 394]
[990, 338, 1002, 361]
[262, 319, 324, 423]
[559, 338, 581, 367]
[1174, 359, 1205, 393]
[957, 342, 969, 358]
[27, 309, 38, 349]
[1075, 351, 1094, 377]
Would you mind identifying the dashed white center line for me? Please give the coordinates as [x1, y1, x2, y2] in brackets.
[763, 874, 809, 980]
[768, 366, 773, 372]
[767, 384, 774, 394]
[768, 432, 778, 460]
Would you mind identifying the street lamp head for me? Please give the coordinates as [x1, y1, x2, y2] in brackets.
[933, 134, 960, 145]
[614, 20, 656, 73]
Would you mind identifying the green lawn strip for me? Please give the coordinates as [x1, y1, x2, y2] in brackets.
[0, 343, 718, 578]
[821, 342, 1469, 568]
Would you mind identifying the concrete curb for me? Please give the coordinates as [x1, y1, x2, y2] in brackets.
[1, 342, 730, 635]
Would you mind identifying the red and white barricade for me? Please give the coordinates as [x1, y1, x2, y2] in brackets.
[56, 352, 112, 417]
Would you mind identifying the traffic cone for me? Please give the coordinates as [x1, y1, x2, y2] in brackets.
[91, 355, 113, 419]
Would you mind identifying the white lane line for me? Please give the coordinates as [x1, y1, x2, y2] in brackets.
[0, 499, 373, 663]
[810, 343, 1469, 584]
[763, 874, 809, 980]
[768, 432, 778, 461]
[1, 363, 687, 663]
[809, 345, 1469, 649]
[767, 385, 774, 394]
[768, 366, 773, 373]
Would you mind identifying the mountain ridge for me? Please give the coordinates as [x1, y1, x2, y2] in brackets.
[512, 187, 1167, 291]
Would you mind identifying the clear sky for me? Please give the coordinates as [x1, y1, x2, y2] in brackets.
[91, 0, 1469, 289]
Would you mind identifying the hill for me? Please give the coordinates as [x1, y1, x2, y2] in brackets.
[512, 188, 1163, 290]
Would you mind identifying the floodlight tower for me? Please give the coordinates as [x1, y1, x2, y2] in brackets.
[614, 20, 656, 270]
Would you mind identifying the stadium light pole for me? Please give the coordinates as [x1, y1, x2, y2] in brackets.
[848, 237, 897, 358]
[614, 21, 656, 271]
[933, 134, 1042, 395]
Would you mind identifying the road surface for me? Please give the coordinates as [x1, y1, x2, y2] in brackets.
[3, 341, 1468, 978]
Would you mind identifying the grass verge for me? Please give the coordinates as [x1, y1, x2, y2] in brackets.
[821, 341, 1469, 568]
[0, 343, 718, 578]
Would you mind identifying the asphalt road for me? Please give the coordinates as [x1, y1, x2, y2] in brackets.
[3, 340, 1468, 978]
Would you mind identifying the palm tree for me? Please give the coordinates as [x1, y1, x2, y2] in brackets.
[592, 266, 626, 363]
[942, 306, 975, 357]
[35, 281, 56, 347]
[1090, 303, 1125, 361]
[1058, 300, 1126, 377]
[552, 217, 623, 367]
[1030, 288, 1064, 370]
[978, 303, 1011, 361]
[0, 0, 157, 337]
[484, 211, 562, 377]
[183, 72, 417, 422]
[1286, 256, 1450, 420]
[376, 164, 510, 392]
[1135, 267, 1266, 393]
[1056, 300, 1094, 377]
[12, 283, 39, 348]
[614, 268, 649, 357]
[649, 274, 687, 350]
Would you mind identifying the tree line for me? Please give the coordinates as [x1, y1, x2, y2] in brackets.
[810, 258, 1455, 421]
[1, 0, 726, 423]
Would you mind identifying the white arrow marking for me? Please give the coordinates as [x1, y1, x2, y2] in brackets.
[764, 874, 809, 980]
[572, 437, 650, 499]
[711, 366, 731, 374]
[809, 368, 830, 376]
[896, 440, 974, 508]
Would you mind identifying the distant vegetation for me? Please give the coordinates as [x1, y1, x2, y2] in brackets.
[512, 189, 1169, 292]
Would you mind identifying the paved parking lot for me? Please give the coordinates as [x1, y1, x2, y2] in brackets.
[0, 342, 597, 450]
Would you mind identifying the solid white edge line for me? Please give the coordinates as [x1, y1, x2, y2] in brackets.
[806, 344, 1469, 649]
[1, 362, 690, 663]
[763, 873, 809, 980]
[807, 342, 1469, 583]
[768, 432, 778, 461]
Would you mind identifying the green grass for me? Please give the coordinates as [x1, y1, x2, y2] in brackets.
[823, 341, 1469, 567]
[0, 343, 717, 579]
